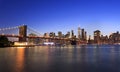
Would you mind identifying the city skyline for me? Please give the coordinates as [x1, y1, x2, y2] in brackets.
[0, 0, 120, 36]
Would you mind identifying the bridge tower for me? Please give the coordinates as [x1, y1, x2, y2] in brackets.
[19, 25, 27, 42]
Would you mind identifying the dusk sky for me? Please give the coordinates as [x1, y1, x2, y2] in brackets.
[0, 0, 120, 37]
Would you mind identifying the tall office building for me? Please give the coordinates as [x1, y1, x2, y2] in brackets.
[94, 30, 101, 44]
[71, 30, 74, 38]
[65, 31, 70, 38]
[84, 31, 87, 40]
[88, 35, 91, 44]
[78, 27, 81, 39]
[58, 31, 62, 38]
[67, 31, 70, 36]
[49, 32, 55, 37]
[81, 29, 85, 40]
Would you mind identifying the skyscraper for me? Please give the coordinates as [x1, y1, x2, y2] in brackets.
[67, 31, 70, 36]
[78, 27, 81, 39]
[81, 29, 85, 40]
[84, 31, 87, 40]
[94, 30, 101, 44]
[49, 32, 55, 37]
[71, 30, 74, 38]
[58, 31, 62, 38]
[65, 31, 70, 38]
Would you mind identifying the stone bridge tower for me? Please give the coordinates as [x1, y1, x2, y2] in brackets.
[19, 25, 27, 42]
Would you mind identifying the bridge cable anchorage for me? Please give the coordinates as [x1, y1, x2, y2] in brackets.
[27, 26, 43, 37]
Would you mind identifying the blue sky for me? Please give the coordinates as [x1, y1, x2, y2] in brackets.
[0, 0, 120, 37]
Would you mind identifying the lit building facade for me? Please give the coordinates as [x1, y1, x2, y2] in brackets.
[109, 31, 120, 44]
[94, 30, 101, 44]
[84, 31, 87, 41]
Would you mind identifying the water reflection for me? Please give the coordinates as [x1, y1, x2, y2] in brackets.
[14, 48, 25, 72]
[0, 45, 120, 72]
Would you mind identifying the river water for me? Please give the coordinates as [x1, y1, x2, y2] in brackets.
[0, 45, 120, 72]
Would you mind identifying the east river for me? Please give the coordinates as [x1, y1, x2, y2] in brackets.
[0, 45, 120, 72]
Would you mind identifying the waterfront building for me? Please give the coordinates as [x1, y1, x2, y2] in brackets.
[44, 33, 49, 42]
[109, 31, 120, 44]
[88, 35, 94, 44]
[101, 35, 109, 44]
[94, 30, 101, 44]
[28, 33, 38, 44]
[58, 31, 62, 38]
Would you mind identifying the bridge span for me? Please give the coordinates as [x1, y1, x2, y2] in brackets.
[0, 25, 87, 45]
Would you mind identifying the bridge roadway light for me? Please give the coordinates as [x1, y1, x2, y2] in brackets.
[2, 33, 4, 35]
[12, 34, 15, 36]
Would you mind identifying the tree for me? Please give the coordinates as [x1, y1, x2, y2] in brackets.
[0, 36, 9, 47]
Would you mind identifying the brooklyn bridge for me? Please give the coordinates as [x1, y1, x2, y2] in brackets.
[0, 25, 87, 45]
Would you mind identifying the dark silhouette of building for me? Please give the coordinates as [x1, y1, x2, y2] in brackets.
[94, 30, 101, 44]
[87, 35, 95, 44]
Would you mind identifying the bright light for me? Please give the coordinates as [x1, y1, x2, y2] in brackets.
[2, 33, 4, 35]
[44, 42, 54, 45]
[14, 42, 28, 46]
[12, 34, 15, 36]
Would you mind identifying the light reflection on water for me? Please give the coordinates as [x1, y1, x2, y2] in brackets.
[0, 45, 120, 72]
